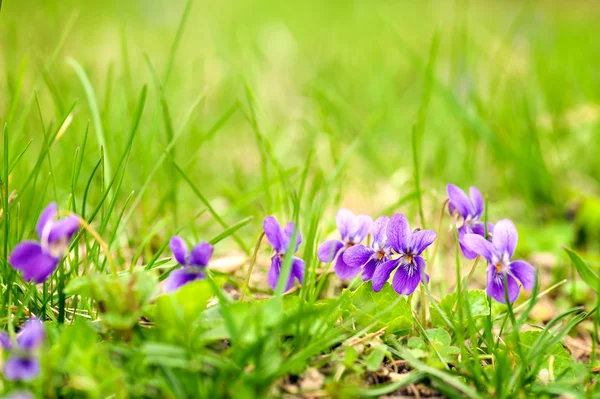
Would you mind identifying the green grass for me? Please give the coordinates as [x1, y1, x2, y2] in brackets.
[2, 0, 600, 397]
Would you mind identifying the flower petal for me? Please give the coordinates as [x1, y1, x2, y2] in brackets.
[169, 236, 188, 265]
[0, 332, 12, 350]
[469, 186, 484, 218]
[351, 215, 373, 243]
[361, 258, 380, 281]
[9, 242, 59, 283]
[16, 318, 44, 351]
[292, 257, 305, 285]
[267, 256, 281, 291]
[487, 268, 520, 303]
[447, 184, 473, 218]
[336, 209, 358, 242]
[334, 249, 361, 280]
[371, 216, 389, 249]
[343, 245, 374, 268]
[492, 219, 518, 258]
[47, 215, 80, 245]
[263, 216, 284, 253]
[470, 222, 494, 238]
[317, 240, 344, 262]
[510, 260, 536, 290]
[391, 256, 425, 296]
[386, 214, 411, 253]
[462, 234, 495, 263]
[36, 203, 57, 239]
[164, 268, 204, 292]
[189, 242, 213, 267]
[283, 222, 302, 252]
[372, 259, 400, 292]
[410, 230, 437, 255]
[459, 239, 479, 260]
[3, 356, 40, 381]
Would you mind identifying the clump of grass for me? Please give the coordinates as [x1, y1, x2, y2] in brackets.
[1, 0, 600, 397]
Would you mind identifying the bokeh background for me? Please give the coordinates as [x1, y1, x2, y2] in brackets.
[2, 0, 600, 272]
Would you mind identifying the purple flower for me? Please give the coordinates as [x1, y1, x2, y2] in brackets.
[165, 236, 213, 292]
[2, 391, 35, 399]
[263, 216, 304, 292]
[342, 216, 391, 281]
[0, 318, 45, 381]
[318, 209, 373, 280]
[463, 219, 536, 303]
[447, 184, 494, 259]
[9, 203, 80, 283]
[372, 214, 437, 295]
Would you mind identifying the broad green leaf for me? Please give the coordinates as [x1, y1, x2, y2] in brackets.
[564, 247, 600, 293]
[348, 282, 412, 333]
[365, 345, 387, 371]
[430, 289, 490, 328]
[519, 331, 575, 381]
[155, 280, 213, 325]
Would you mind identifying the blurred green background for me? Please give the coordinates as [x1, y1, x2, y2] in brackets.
[2, 0, 600, 256]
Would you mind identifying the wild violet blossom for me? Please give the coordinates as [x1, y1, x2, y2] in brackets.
[0, 318, 45, 381]
[263, 216, 304, 292]
[372, 214, 437, 295]
[343, 216, 391, 281]
[166, 236, 213, 292]
[317, 209, 373, 280]
[9, 203, 80, 283]
[447, 184, 494, 259]
[463, 219, 535, 303]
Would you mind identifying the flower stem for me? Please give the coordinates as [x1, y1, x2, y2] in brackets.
[420, 282, 427, 328]
[241, 232, 264, 301]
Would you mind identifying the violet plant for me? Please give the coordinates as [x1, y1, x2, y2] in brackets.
[370, 214, 437, 296]
[166, 236, 214, 292]
[9, 203, 80, 283]
[263, 216, 305, 292]
[447, 184, 493, 259]
[0, 318, 45, 381]
[463, 219, 536, 303]
[317, 209, 372, 279]
[342, 216, 391, 281]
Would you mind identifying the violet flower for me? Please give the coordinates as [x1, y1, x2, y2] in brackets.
[463, 219, 536, 303]
[2, 391, 35, 399]
[165, 236, 213, 292]
[0, 318, 45, 381]
[9, 203, 80, 283]
[263, 216, 304, 292]
[317, 209, 373, 280]
[372, 214, 437, 295]
[447, 184, 494, 259]
[342, 216, 391, 281]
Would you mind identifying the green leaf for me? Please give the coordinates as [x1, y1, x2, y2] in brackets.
[154, 280, 213, 342]
[519, 331, 575, 381]
[564, 246, 600, 293]
[424, 328, 451, 347]
[430, 289, 490, 328]
[348, 282, 412, 333]
[365, 345, 387, 372]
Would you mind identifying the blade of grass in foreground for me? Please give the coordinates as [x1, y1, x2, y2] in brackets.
[67, 58, 111, 191]
[173, 162, 249, 254]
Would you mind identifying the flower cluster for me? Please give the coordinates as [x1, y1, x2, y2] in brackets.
[6, 182, 537, 306]
[448, 184, 536, 303]
[319, 210, 437, 296]
[0, 318, 45, 381]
